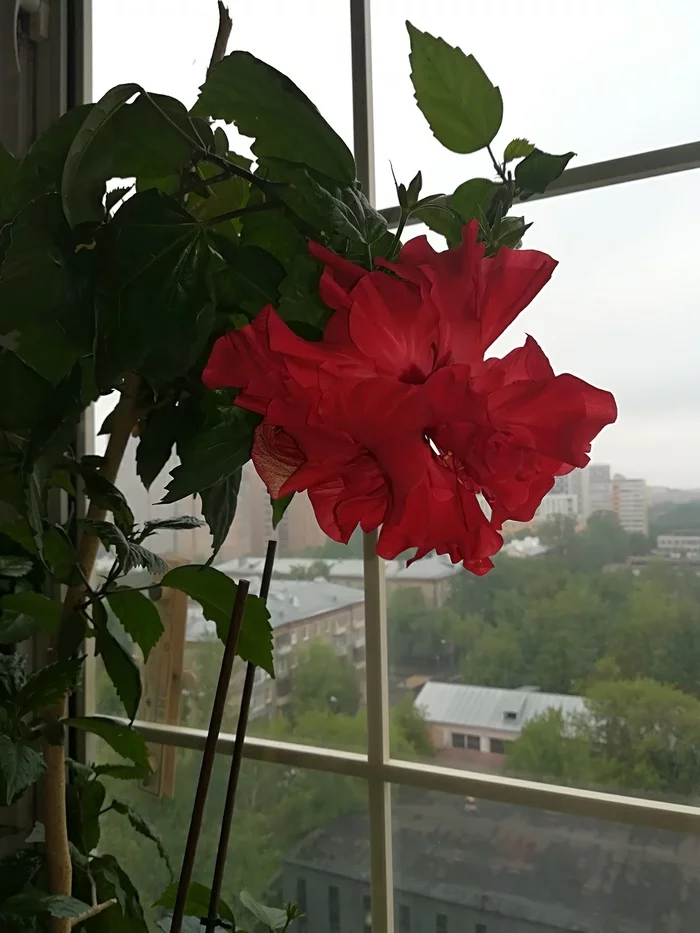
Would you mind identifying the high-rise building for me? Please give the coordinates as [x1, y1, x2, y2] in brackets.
[612, 475, 648, 535]
[534, 492, 579, 523]
[576, 463, 614, 520]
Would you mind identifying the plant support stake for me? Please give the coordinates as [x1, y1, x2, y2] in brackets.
[205, 539, 278, 933]
[170, 578, 251, 933]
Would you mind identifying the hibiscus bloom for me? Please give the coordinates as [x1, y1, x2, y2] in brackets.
[204, 221, 616, 574]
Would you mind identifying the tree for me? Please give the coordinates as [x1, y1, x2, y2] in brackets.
[288, 643, 361, 718]
[507, 708, 598, 785]
[286, 560, 331, 580]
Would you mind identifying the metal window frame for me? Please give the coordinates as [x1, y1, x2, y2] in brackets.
[67, 4, 700, 933]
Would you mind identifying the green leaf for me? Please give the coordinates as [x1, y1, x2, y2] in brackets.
[333, 186, 388, 246]
[0, 556, 33, 578]
[277, 253, 330, 328]
[140, 516, 205, 537]
[0, 520, 39, 555]
[162, 410, 256, 503]
[0, 194, 92, 384]
[200, 472, 241, 562]
[62, 716, 149, 767]
[515, 148, 575, 199]
[0, 652, 27, 700]
[0, 612, 38, 644]
[135, 402, 180, 491]
[91, 853, 149, 931]
[0, 736, 45, 805]
[0, 349, 54, 433]
[271, 493, 294, 530]
[240, 191, 306, 268]
[62, 86, 196, 226]
[92, 762, 151, 780]
[43, 524, 82, 585]
[407, 22, 503, 154]
[412, 199, 463, 248]
[239, 890, 287, 931]
[93, 603, 142, 721]
[155, 881, 235, 924]
[79, 519, 129, 565]
[406, 170, 423, 207]
[111, 799, 174, 880]
[81, 470, 134, 534]
[17, 657, 84, 713]
[1, 592, 61, 634]
[75, 775, 106, 853]
[212, 244, 285, 317]
[107, 587, 164, 662]
[0, 889, 90, 919]
[94, 189, 213, 390]
[123, 543, 169, 576]
[504, 138, 535, 163]
[193, 51, 355, 183]
[450, 178, 499, 223]
[160, 565, 274, 676]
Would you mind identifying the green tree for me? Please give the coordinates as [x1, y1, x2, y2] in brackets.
[286, 559, 331, 580]
[288, 642, 361, 718]
[507, 708, 598, 785]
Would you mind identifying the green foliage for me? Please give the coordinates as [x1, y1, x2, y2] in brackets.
[155, 881, 235, 924]
[288, 643, 361, 718]
[107, 587, 163, 662]
[63, 717, 149, 768]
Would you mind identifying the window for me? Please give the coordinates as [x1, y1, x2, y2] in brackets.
[328, 885, 340, 932]
[70, 6, 700, 933]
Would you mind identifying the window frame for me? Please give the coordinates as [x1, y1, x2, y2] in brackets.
[71, 3, 700, 933]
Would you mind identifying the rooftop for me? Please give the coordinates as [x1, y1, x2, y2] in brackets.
[415, 681, 585, 733]
[215, 554, 462, 582]
[186, 578, 364, 641]
[285, 791, 700, 932]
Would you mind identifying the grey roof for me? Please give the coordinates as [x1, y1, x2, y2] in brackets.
[186, 578, 364, 641]
[215, 554, 461, 582]
[415, 681, 585, 733]
[284, 791, 700, 933]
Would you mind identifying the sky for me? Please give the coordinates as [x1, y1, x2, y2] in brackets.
[91, 1, 700, 488]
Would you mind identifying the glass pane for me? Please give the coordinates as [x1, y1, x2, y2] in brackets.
[392, 786, 700, 933]
[389, 171, 700, 806]
[371, 0, 700, 207]
[97, 746, 367, 931]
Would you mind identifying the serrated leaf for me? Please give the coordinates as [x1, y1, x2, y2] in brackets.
[0, 652, 27, 701]
[0, 736, 45, 805]
[160, 565, 274, 676]
[271, 493, 294, 530]
[81, 469, 134, 534]
[124, 543, 169, 576]
[93, 603, 142, 721]
[79, 518, 129, 564]
[107, 587, 164, 662]
[135, 402, 180, 491]
[201, 472, 241, 562]
[0, 889, 91, 919]
[407, 22, 503, 154]
[91, 853, 149, 931]
[162, 411, 256, 503]
[193, 52, 355, 183]
[450, 178, 499, 223]
[0, 556, 33, 578]
[1, 592, 61, 634]
[105, 184, 133, 213]
[504, 138, 535, 163]
[111, 799, 173, 880]
[155, 881, 235, 924]
[17, 657, 84, 713]
[515, 148, 575, 199]
[62, 716, 149, 767]
[94, 189, 213, 390]
[140, 516, 205, 537]
[239, 890, 288, 931]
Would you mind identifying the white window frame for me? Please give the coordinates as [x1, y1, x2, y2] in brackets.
[72, 2, 700, 931]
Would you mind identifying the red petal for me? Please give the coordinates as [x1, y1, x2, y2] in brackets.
[309, 241, 368, 312]
[252, 425, 305, 498]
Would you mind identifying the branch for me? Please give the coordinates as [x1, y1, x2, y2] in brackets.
[69, 899, 118, 928]
[202, 200, 280, 227]
[208, 1, 232, 73]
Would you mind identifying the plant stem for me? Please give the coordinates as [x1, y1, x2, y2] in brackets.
[44, 373, 143, 933]
[207, 1, 232, 73]
[487, 144, 507, 182]
[201, 201, 280, 227]
[386, 209, 409, 262]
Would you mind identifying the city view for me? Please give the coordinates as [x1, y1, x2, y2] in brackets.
[91, 447, 700, 932]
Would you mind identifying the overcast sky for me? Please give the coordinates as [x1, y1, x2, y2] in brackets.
[92, 1, 700, 488]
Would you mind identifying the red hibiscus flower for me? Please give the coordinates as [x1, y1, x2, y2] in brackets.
[204, 221, 616, 574]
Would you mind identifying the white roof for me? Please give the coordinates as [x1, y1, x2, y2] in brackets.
[216, 554, 461, 582]
[415, 681, 585, 733]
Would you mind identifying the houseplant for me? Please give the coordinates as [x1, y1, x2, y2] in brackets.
[0, 7, 610, 930]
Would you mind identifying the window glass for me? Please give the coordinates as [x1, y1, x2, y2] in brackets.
[97, 744, 367, 931]
[393, 787, 700, 933]
[371, 0, 700, 207]
[390, 172, 700, 807]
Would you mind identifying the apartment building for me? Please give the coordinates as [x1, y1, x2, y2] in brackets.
[612, 474, 649, 535]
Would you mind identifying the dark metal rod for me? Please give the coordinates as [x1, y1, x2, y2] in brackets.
[205, 539, 278, 933]
[170, 578, 251, 933]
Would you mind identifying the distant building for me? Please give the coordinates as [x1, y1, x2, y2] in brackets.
[414, 682, 584, 772]
[581, 463, 614, 519]
[533, 492, 579, 524]
[187, 577, 366, 718]
[282, 791, 700, 933]
[217, 554, 461, 607]
[657, 532, 700, 558]
[612, 474, 648, 535]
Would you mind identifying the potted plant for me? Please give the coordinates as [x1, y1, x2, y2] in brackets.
[0, 3, 614, 930]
